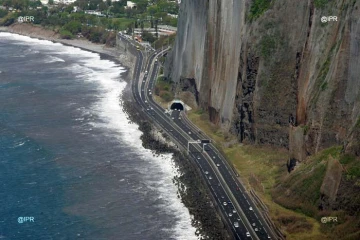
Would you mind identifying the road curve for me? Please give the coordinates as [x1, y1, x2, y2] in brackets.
[118, 33, 275, 240]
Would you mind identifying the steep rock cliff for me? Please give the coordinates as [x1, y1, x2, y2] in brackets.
[165, 0, 360, 158]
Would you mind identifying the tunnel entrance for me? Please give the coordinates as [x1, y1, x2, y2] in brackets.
[170, 102, 184, 110]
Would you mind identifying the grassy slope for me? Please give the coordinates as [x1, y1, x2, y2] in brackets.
[187, 110, 328, 239]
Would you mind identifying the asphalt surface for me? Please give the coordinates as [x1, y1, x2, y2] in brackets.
[118, 33, 275, 240]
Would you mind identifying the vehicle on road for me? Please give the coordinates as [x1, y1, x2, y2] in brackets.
[234, 222, 239, 228]
[216, 163, 220, 167]
[208, 176, 212, 179]
[229, 212, 233, 217]
[255, 228, 258, 232]
[204, 171, 209, 174]
[252, 223, 256, 227]
[223, 202, 227, 206]
[249, 207, 253, 211]
[246, 232, 250, 237]
[232, 209, 236, 213]
[136, 46, 140, 50]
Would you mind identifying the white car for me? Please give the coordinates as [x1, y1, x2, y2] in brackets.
[249, 207, 253, 211]
[208, 176, 212, 180]
[172, 117, 175, 120]
[252, 223, 256, 227]
[255, 228, 258, 232]
[223, 202, 227, 206]
[232, 209, 236, 213]
[204, 171, 209, 174]
[188, 132, 191, 134]
[234, 222, 239, 228]
[145, 100, 148, 103]
[228, 212, 233, 217]
[246, 232, 250, 237]
[216, 163, 220, 167]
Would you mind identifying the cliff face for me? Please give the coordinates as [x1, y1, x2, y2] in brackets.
[165, 0, 360, 158]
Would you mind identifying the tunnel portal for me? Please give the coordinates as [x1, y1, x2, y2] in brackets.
[169, 100, 185, 111]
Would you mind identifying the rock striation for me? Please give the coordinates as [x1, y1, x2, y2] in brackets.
[165, 0, 360, 159]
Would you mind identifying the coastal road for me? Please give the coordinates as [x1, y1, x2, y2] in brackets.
[118, 33, 275, 240]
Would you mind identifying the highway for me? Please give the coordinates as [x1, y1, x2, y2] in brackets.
[118, 33, 275, 240]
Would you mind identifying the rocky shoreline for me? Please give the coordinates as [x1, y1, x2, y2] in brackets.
[1, 25, 232, 239]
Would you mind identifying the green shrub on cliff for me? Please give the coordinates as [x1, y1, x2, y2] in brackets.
[249, 0, 272, 20]
[0, 9, 7, 18]
[59, 29, 74, 39]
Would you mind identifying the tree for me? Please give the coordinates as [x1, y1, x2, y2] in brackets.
[99, 2, 107, 11]
[59, 29, 74, 39]
[141, 30, 156, 43]
[63, 20, 82, 34]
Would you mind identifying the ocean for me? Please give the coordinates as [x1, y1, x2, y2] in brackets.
[0, 32, 197, 240]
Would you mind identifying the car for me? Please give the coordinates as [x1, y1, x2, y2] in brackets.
[178, 117, 181, 120]
[221, 195, 224, 199]
[174, 108, 177, 111]
[228, 212, 233, 217]
[188, 132, 191, 134]
[234, 222, 239, 228]
[178, 109, 180, 111]
[232, 209, 236, 213]
[249, 207, 253, 211]
[170, 129, 173, 132]
[204, 171, 209, 174]
[228, 201, 232, 204]
[145, 71, 148, 74]
[267, 236, 271, 239]
[208, 176, 212, 180]
[145, 100, 147, 103]
[149, 92, 152, 95]
[172, 117, 175, 120]
[246, 232, 250, 237]
[255, 228, 258, 232]
[147, 109, 150, 111]
[252, 223, 256, 227]
[150, 107, 153, 110]
[216, 163, 220, 167]
[212, 156, 216, 159]
[155, 58, 158, 62]
[223, 202, 227, 206]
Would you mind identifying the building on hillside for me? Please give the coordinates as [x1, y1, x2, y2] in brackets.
[84, 10, 105, 17]
[53, 0, 76, 4]
[125, 1, 136, 9]
[134, 25, 177, 37]
[167, 13, 178, 18]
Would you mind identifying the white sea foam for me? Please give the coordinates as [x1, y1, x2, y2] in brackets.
[74, 48, 199, 239]
[45, 56, 65, 63]
[2, 32, 200, 240]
